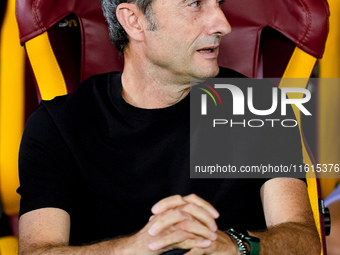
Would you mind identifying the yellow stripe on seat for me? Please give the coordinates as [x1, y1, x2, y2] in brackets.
[0, 0, 25, 217]
[279, 47, 323, 254]
[281, 47, 317, 79]
[318, 0, 340, 199]
[0, 236, 18, 255]
[25, 32, 68, 100]
[279, 47, 316, 168]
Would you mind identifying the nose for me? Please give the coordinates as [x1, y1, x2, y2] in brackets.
[207, 5, 232, 38]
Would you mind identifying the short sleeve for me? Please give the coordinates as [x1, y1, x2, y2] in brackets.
[17, 104, 78, 217]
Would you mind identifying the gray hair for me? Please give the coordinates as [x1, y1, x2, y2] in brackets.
[101, 0, 157, 54]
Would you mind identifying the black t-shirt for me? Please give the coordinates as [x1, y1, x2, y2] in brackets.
[18, 68, 303, 245]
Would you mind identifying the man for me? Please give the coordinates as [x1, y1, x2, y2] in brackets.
[17, 0, 320, 254]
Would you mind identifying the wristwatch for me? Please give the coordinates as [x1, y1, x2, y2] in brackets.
[225, 228, 260, 255]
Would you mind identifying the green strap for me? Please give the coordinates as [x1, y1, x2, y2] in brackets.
[246, 237, 260, 255]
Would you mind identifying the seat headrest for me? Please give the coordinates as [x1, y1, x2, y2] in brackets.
[16, 0, 123, 81]
[218, 0, 330, 77]
[16, 0, 329, 79]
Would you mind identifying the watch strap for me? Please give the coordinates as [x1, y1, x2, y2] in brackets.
[245, 236, 260, 255]
[225, 228, 249, 255]
[225, 228, 260, 255]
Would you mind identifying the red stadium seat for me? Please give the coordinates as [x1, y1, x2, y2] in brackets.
[16, 0, 123, 100]
[218, 1, 330, 254]
[3, 0, 329, 255]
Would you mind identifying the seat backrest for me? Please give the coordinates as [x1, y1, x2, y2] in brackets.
[318, 0, 340, 200]
[14, 0, 330, 254]
[0, 0, 32, 253]
[0, 0, 25, 218]
[218, 1, 330, 254]
[219, 0, 329, 78]
[16, 0, 123, 100]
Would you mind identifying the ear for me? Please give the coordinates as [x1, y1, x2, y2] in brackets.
[116, 3, 146, 42]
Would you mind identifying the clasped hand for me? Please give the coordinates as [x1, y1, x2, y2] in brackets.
[129, 194, 238, 255]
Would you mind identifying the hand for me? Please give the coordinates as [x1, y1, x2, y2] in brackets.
[146, 194, 238, 254]
[124, 194, 219, 255]
[151, 194, 220, 220]
[149, 194, 219, 236]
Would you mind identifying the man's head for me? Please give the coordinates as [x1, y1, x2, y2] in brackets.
[101, 0, 157, 54]
[102, 0, 231, 80]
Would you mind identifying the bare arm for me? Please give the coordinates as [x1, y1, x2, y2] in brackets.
[250, 178, 321, 255]
[182, 179, 321, 255]
[18, 197, 218, 255]
[18, 208, 133, 255]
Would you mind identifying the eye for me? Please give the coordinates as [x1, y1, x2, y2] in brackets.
[189, 1, 201, 7]
[217, 0, 225, 8]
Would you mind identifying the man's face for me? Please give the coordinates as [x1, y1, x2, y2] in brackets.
[142, 0, 231, 81]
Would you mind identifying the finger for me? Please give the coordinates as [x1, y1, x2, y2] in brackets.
[173, 238, 211, 251]
[176, 219, 217, 240]
[148, 209, 190, 236]
[148, 231, 211, 251]
[183, 194, 219, 219]
[180, 203, 218, 232]
[184, 247, 205, 255]
[151, 195, 187, 215]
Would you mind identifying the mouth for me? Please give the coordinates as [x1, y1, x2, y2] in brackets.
[197, 46, 218, 53]
[196, 46, 219, 59]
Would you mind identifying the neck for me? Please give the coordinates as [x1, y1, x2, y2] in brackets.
[121, 50, 191, 109]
